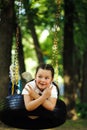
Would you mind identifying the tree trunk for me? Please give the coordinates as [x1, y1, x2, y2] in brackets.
[81, 10, 87, 102]
[63, 0, 77, 120]
[81, 6, 87, 103]
[81, 50, 87, 102]
[23, 0, 44, 64]
[0, 0, 14, 99]
[16, 26, 25, 73]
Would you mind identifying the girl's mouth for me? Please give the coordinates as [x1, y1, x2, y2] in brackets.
[40, 82, 46, 85]
[38, 83, 47, 91]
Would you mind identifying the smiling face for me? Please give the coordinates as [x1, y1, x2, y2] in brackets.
[35, 68, 53, 91]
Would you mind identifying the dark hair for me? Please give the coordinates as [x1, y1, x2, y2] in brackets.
[35, 63, 54, 78]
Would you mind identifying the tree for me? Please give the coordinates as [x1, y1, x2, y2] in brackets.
[0, 0, 58, 99]
[81, 1, 87, 103]
[74, 0, 87, 103]
[23, 0, 44, 64]
[63, 0, 77, 120]
[0, 0, 15, 99]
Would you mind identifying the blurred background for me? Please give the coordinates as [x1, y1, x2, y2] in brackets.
[0, 0, 87, 129]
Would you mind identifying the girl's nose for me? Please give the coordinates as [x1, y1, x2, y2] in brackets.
[41, 78, 45, 82]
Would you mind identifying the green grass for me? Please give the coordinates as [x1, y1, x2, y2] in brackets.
[51, 119, 87, 130]
[0, 119, 87, 130]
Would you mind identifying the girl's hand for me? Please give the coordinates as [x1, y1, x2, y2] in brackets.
[42, 86, 53, 99]
[28, 85, 39, 99]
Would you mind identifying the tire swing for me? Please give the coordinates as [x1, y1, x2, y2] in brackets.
[0, 0, 67, 129]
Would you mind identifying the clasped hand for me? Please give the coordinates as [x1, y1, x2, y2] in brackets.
[28, 85, 53, 100]
[42, 86, 53, 99]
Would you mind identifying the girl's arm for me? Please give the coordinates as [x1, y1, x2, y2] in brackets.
[41, 87, 57, 111]
[24, 94, 46, 111]
[24, 86, 57, 111]
[42, 98, 57, 111]
[23, 86, 47, 111]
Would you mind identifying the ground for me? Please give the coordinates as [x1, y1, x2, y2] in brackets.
[0, 119, 87, 130]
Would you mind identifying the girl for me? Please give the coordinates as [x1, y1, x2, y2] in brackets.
[22, 63, 58, 119]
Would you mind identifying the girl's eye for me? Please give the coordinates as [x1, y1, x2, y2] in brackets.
[38, 76, 42, 78]
[45, 77, 49, 79]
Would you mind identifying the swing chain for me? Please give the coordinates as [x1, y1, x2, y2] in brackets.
[52, 0, 61, 82]
[10, 0, 22, 95]
[11, 27, 20, 95]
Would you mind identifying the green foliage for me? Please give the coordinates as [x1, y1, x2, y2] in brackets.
[19, 0, 64, 65]
[76, 103, 87, 119]
[14, 0, 87, 78]
[74, 0, 87, 52]
[31, 0, 57, 27]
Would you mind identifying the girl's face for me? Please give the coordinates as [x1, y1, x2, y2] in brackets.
[35, 68, 53, 91]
